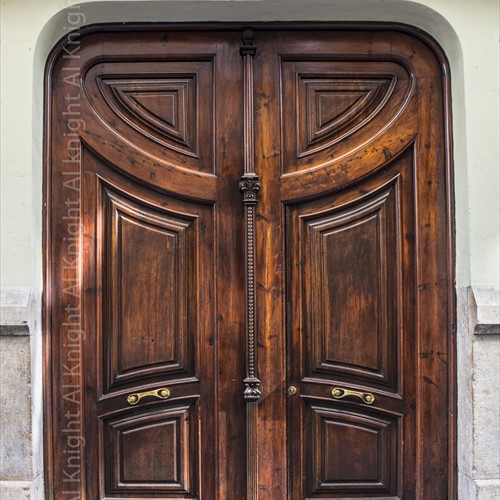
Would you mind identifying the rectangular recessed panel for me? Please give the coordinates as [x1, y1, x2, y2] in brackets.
[122, 419, 178, 482]
[306, 403, 398, 497]
[118, 214, 179, 372]
[101, 185, 197, 392]
[303, 183, 400, 390]
[102, 402, 198, 496]
[320, 213, 383, 372]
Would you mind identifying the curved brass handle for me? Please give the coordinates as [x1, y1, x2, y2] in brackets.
[332, 387, 375, 404]
[127, 387, 170, 405]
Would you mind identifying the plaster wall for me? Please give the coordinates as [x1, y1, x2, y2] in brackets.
[0, 1, 498, 498]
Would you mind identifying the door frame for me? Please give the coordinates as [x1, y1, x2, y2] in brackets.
[43, 21, 456, 499]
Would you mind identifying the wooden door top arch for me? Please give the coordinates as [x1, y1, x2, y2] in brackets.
[43, 23, 456, 500]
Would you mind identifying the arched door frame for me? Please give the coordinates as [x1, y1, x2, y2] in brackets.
[34, 3, 466, 498]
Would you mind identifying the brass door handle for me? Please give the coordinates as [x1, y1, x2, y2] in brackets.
[127, 387, 170, 405]
[331, 387, 375, 404]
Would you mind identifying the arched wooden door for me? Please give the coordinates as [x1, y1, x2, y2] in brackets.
[44, 24, 455, 499]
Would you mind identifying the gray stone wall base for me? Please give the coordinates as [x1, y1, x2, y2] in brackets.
[471, 287, 500, 500]
[0, 480, 31, 499]
[473, 335, 500, 479]
[0, 288, 43, 499]
[457, 287, 476, 500]
[0, 335, 32, 478]
[476, 479, 500, 500]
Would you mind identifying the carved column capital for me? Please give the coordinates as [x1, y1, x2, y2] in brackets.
[243, 377, 262, 401]
[240, 29, 256, 56]
[239, 175, 261, 203]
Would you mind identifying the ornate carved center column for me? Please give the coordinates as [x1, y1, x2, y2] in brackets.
[239, 28, 261, 500]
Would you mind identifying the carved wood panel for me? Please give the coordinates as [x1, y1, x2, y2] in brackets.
[302, 179, 401, 392]
[83, 149, 214, 499]
[280, 59, 411, 176]
[102, 402, 198, 496]
[100, 77, 198, 156]
[45, 29, 250, 499]
[286, 150, 415, 498]
[306, 403, 399, 496]
[100, 185, 197, 394]
[85, 59, 215, 174]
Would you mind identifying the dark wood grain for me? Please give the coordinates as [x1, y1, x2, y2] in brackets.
[286, 150, 415, 498]
[101, 185, 196, 390]
[44, 24, 455, 500]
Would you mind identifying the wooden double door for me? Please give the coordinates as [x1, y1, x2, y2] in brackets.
[45, 25, 455, 499]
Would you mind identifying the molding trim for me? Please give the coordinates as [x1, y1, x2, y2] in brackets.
[471, 286, 500, 335]
[0, 287, 33, 336]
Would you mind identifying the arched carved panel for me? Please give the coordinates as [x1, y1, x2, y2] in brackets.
[99, 77, 198, 157]
[286, 149, 417, 393]
[84, 59, 215, 175]
[286, 148, 417, 498]
[298, 77, 395, 156]
[280, 59, 413, 175]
